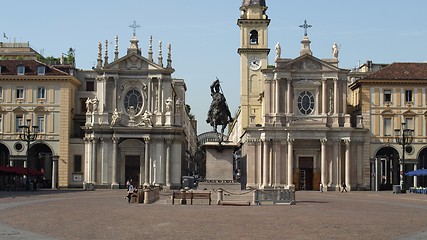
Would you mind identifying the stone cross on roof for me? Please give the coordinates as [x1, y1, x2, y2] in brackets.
[129, 20, 141, 36]
[299, 20, 312, 36]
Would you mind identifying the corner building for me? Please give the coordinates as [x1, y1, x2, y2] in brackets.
[230, 0, 370, 191]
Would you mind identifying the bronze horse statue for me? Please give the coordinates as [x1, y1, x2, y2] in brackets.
[206, 79, 233, 143]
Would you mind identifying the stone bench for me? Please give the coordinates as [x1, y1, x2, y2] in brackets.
[172, 191, 211, 205]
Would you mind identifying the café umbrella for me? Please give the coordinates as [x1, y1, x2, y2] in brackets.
[405, 169, 427, 177]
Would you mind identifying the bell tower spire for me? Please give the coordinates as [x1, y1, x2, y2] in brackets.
[237, 0, 270, 128]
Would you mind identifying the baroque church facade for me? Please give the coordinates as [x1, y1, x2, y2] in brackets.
[229, 0, 370, 191]
[75, 33, 197, 189]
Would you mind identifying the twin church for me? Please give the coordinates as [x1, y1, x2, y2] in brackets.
[2, 0, 425, 191]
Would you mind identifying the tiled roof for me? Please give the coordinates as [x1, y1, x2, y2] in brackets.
[0, 60, 68, 76]
[363, 62, 427, 80]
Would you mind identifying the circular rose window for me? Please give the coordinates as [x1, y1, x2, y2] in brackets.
[297, 91, 315, 115]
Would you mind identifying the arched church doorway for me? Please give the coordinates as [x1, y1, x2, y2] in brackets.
[373, 147, 399, 191]
[417, 148, 427, 187]
[125, 155, 140, 187]
[0, 143, 10, 166]
[119, 139, 145, 187]
[298, 157, 314, 190]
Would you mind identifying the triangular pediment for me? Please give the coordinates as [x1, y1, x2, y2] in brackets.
[279, 54, 342, 72]
[34, 106, 48, 113]
[12, 106, 26, 113]
[103, 52, 164, 71]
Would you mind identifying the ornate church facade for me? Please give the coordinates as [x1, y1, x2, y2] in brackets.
[229, 0, 370, 191]
[75, 33, 196, 189]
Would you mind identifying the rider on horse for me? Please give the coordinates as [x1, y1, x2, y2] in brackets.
[206, 79, 233, 133]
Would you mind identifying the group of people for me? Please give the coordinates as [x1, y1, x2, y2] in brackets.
[319, 182, 347, 193]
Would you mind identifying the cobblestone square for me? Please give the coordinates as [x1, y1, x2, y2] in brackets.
[1, 190, 427, 240]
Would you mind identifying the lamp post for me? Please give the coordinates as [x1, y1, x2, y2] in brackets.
[394, 122, 414, 193]
[19, 119, 38, 191]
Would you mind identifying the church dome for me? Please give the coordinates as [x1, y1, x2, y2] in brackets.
[242, 0, 266, 7]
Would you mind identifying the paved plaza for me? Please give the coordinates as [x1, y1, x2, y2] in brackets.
[0, 189, 427, 240]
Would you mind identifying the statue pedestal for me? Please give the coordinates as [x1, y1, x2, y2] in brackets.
[199, 141, 241, 191]
[165, 112, 172, 126]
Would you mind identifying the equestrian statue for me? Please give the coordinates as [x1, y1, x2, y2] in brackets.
[206, 78, 233, 143]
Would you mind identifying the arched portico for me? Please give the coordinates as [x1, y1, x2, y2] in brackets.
[372, 146, 399, 191]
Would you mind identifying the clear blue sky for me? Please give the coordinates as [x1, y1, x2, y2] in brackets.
[2, 1, 427, 134]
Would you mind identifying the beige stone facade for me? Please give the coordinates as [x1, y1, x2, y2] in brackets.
[349, 63, 427, 190]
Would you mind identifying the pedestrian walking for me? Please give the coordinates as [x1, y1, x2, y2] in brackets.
[319, 182, 323, 193]
[341, 182, 347, 193]
[125, 179, 134, 203]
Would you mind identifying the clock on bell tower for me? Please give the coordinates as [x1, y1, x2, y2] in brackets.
[237, 0, 270, 128]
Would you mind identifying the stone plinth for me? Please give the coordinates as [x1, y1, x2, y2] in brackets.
[204, 141, 237, 181]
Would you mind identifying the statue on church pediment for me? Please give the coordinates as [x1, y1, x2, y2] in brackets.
[110, 108, 122, 127]
[139, 110, 153, 127]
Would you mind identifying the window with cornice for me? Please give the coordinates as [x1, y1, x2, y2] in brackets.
[405, 90, 413, 102]
[383, 117, 391, 136]
[16, 87, 24, 99]
[37, 87, 45, 99]
[384, 89, 391, 102]
[15, 115, 23, 132]
[37, 115, 45, 133]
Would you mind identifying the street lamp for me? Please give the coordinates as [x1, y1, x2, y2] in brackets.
[19, 119, 38, 191]
[394, 122, 414, 193]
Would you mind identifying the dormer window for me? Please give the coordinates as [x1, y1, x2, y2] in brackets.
[250, 30, 259, 45]
[17, 65, 25, 75]
[37, 66, 46, 75]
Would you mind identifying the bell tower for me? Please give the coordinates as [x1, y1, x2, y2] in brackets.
[237, 0, 270, 128]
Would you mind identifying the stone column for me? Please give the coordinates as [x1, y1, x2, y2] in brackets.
[264, 80, 272, 125]
[333, 139, 339, 189]
[147, 77, 152, 112]
[113, 76, 119, 110]
[286, 79, 292, 114]
[320, 138, 328, 191]
[357, 141, 363, 186]
[287, 136, 294, 188]
[322, 78, 327, 115]
[344, 139, 351, 190]
[262, 140, 270, 187]
[333, 78, 339, 114]
[83, 136, 90, 185]
[414, 163, 418, 188]
[158, 78, 162, 112]
[51, 155, 59, 190]
[144, 138, 150, 186]
[91, 137, 97, 184]
[111, 135, 119, 188]
[166, 139, 172, 187]
[275, 80, 280, 114]
[273, 140, 281, 187]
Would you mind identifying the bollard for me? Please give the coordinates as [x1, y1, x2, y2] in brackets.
[217, 188, 224, 205]
[144, 188, 150, 204]
[253, 189, 259, 205]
